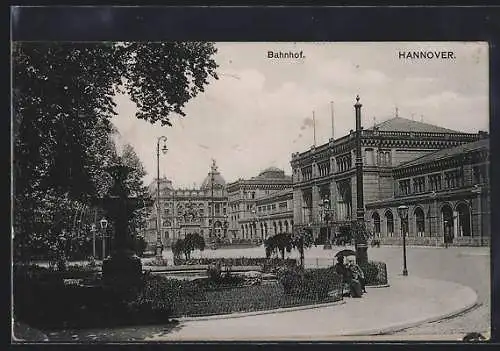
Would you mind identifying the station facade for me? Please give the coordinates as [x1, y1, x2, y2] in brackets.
[290, 113, 489, 246]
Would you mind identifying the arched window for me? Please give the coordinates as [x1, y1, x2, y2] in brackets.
[372, 212, 381, 236]
[385, 210, 394, 237]
[457, 203, 471, 236]
[284, 221, 289, 233]
[415, 207, 425, 237]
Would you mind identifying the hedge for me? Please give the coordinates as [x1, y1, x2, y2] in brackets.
[360, 261, 388, 286]
[277, 266, 343, 299]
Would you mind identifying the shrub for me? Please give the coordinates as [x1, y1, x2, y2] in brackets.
[13, 265, 204, 329]
[277, 266, 342, 298]
[302, 267, 342, 299]
[360, 261, 388, 286]
[277, 266, 302, 294]
[207, 263, 222, 282]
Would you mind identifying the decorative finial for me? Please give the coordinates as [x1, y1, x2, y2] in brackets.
[395, 106, 399, 117]
[211, 159, 218, 172]
[356, 95, 360, 102]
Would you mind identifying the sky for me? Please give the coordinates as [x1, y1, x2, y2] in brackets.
[111, 42, 489, 188]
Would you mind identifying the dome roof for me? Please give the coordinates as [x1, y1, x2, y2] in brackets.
[200, 160, 226, 190]
[148, 177, 174, 196]
[258, 167, 286, 179]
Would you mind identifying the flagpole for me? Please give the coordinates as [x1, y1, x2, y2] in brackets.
[313, 110, 316, 146]
[330, 101, 335, 140]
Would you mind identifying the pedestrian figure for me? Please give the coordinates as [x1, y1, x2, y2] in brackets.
[347, 259, 367, 294]
[335, 256, 362, 297]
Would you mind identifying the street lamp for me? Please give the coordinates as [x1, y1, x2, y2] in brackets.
[90, 224, 97, 259]
[320, 198, 333, 247]
[397, 205, 409, 276]
[156, 136, 168, 261]
[99, 217, 108, 260]
[472, 185, 483, 246]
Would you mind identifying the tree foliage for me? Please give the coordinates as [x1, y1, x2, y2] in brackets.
[171, 233, 205, 260]
[12, 41, 218, 262]
[264, 232, 314, 260]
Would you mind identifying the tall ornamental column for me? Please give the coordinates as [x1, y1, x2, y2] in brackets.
[354, 95, 368, 264]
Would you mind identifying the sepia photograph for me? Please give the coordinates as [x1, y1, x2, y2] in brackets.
[12, 39, 490, 342]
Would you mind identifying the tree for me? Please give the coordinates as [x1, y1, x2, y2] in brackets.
[13, 42, 219, 262]
[264, 233, 293, 259]
[291, 230, 314, 267]
[183, 233, 206, 260]
[171, 239, 184, 260]
[120, 142, 152, 243]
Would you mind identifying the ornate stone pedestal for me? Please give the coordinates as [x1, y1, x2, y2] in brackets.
[94, 162, 152, 292]
[102, 250, 143, 290]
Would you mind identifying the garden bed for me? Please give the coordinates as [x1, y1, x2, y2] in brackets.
[172, 257, 297, 272]
[170, 281, 342, 318]
[14, 263, 344, 330]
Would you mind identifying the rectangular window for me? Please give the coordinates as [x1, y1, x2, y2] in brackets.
[413, 176, 426, 194]
[279, 202, 287, 209]
[429, 174, 442, 191]
[318, 161, 330, 177]
[444, 169, 463, 189]
[399, 179, 411, 195]
[302, 166, 313, 180]
[378, 150, 391, 166]
[473, 165, 488, 185]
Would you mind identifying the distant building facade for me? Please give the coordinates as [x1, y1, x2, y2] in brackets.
[142, 161, 228, 247]
[226, 167, 293, 240]
[291, 114, 489, 246]
[366, 137, 490, 246]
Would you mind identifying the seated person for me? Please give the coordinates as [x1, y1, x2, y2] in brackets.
[334, 256, 352, 284]
[347, 258, 367, 293]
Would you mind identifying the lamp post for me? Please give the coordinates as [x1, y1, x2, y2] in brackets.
[99, 217, 108, 260]
[397, 205, 409, 276]
[354, 95, 368, 265]
[320, 198, 333, 245]
[156, 136, 168, 261]
[90, 224, 97, 259]
[472, 185, 483, 246]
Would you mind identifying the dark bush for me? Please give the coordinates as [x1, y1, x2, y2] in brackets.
[207, 263, 222, 282]
[127, 275, 202, 319]
[277, 266, 343, 298]
[13, 265, 205, 329]
[360, 261, 388, 286]
[277, 266, 302, 294]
